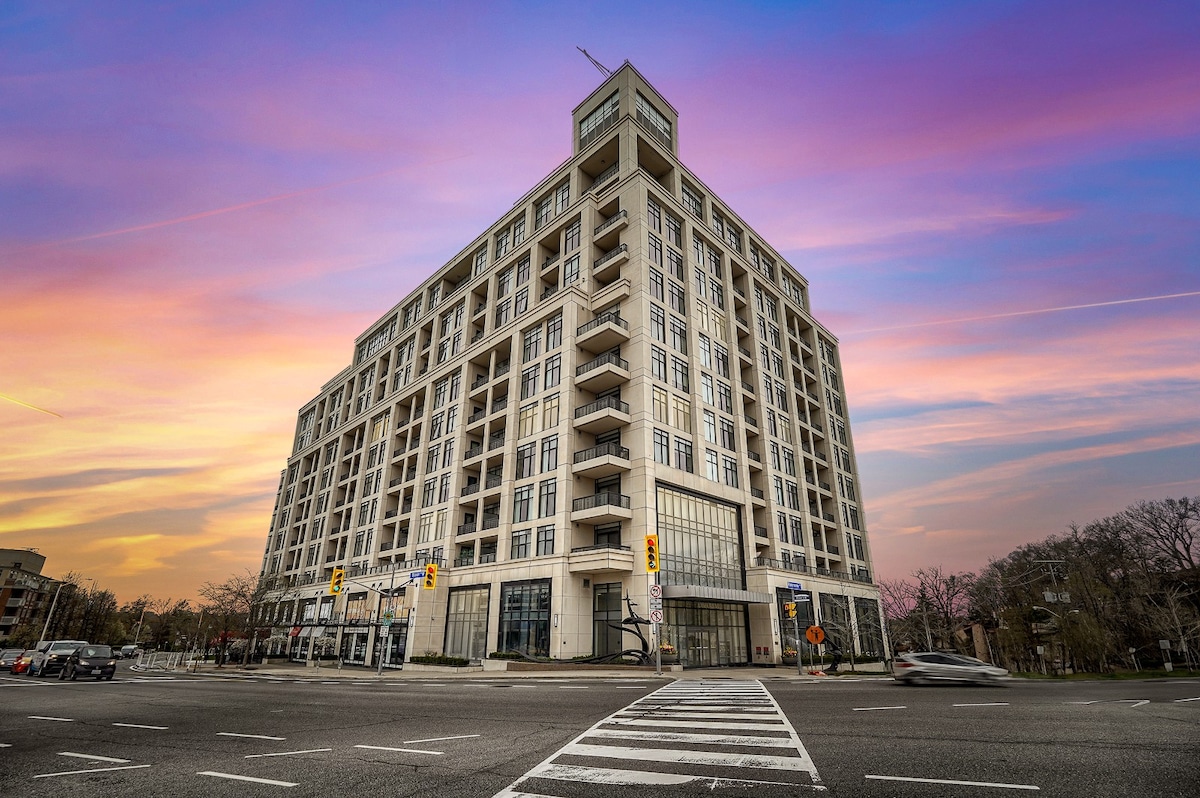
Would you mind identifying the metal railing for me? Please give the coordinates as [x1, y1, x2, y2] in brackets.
[573, 442, 630, 463]
[592, 243, 628, 270]
[576, 351, 628, 376]
[572, 492, 631, 512]
[593, 208, 627, 235]
[574, 395, 630, 418]
[577, 312, 629, 336]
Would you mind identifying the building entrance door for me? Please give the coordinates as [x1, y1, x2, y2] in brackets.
[685, 628, 717, 668]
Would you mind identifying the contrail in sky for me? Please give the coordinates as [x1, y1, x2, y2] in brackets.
[21, 155, 468, 250]
[0, 393, 63, 418]
[846, 290, 1200, 335]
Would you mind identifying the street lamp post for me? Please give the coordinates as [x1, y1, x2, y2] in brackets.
[38, 581, 68, 642]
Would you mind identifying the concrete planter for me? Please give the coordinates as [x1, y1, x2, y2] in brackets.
[403, 662, 483, 674]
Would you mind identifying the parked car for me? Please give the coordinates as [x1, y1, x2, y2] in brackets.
[0, 648, 25, 670]
[11, 651, 34, 674]
[58, 644, 117, 681]
[892, 652, 1009, 685]
[29, 640, 88, 677]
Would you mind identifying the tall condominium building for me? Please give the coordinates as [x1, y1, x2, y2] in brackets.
[259, 63, 884, 669]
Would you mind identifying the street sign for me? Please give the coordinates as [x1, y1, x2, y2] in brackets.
[787, 581, 803, 591]
[649, 597, 663, 611]
[382, 611, 394, 621]
[649, 609, 664, 623]
[805, 625, 826, 645]
[381, 618, 392, 628]
[409, 570, 425, 579]
[649, 584, 663, 599]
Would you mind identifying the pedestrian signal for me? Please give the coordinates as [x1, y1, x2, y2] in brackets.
[784, 602, 797, 618]
[422, 563, 438, 590]
[644, 534, 660, 573]
[329, 567, 345, 595]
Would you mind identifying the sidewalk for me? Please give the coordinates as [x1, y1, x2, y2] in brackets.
[130, 659, 890, 683]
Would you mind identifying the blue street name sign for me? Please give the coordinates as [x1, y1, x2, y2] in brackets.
[409, 571, 425, 580]
[787, 581, 804, 591]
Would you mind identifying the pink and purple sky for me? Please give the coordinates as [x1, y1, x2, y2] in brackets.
[3, 1, 1198, 604]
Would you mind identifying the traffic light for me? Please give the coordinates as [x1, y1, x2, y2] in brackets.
[328, 567, 345, 595]
[422, 563, 438, 590]
[645, 534, 660, 573]
[784, 602, 797, 619]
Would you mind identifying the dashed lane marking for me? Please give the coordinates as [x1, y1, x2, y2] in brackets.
[404, 734, 481, 744]
[245, 748, 333, 758]
[35, 765, 152, 779]
[113, 723, 169, 730]
[29, 716, 74, 722]
[59, 752, 131, 763]
[198, 771, 298, 786]
[353, 745, 443, 755]
[866, 774, 1039, 790]
[851, 706, 906, 711]
[217, 732, 286, 740]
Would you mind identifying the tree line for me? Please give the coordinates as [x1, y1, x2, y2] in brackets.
[9, 569, 274, 666]
[881, 497, 1199, 673]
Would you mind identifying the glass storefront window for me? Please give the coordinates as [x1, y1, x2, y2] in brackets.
[499, 579, 551, 657]
[655, 485, 743, 590]
[445, 586, 490, 661]
[593, 582, 624, 657]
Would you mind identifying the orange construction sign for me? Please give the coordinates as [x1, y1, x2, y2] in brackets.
[805, 625, 826, 645]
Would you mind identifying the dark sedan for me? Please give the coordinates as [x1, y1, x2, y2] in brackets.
[0, 648, 25, 670]
[58, 644, 117, 681]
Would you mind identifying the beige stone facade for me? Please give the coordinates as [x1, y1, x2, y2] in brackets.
[260, 63, 884, 669]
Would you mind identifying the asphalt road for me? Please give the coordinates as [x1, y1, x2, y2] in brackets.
[2, 666, 1197, 797]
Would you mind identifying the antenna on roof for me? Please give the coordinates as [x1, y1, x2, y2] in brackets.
[576, 47, 612, 78]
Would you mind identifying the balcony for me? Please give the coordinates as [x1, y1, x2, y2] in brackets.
[465, 443, 484, 460]
[485, 473, 503, 489]
[571, 442, 631, 479]
[460, 483, 480, 497]
[576, 312, 630, 353]
[481, 514, 500, 531]
[575, 351, 630, 392]
[571, 492, 632, 524]
[457, 522, 477, 536]
[754, 525, 769, 538]
[592, 243, 628, 281]
[573, 395, 631, 434]
[488, 431, 506, 451]
[593, 209, 628, 238]
[568, 543, 634, 575]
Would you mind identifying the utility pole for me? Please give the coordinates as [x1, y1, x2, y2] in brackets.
[38, 580, 67, 642]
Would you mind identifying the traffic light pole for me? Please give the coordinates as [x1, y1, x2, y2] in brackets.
[377, 560, 399, 676]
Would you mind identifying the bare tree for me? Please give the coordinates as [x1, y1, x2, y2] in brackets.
[198, 570, 277, 666]
[1124, 497, 1199, 571]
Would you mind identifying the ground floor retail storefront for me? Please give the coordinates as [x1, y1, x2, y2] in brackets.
[271, 623, 408, 669]
[662, 600, 749, 668]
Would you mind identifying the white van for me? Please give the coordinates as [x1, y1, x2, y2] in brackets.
[30, 640, 88, 677]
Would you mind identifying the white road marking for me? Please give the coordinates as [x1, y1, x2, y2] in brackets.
[113, 723, 168, 730]
[558, 686, 589, 689]
[867, 774, 1039, 790]
[217, 732, 286, 740]
[29, 716, 74, 722]
[35, 765, 151, 778]
[563, 742, 813, 770]
[1174, 697, 1200, 703]
[614, 686, 647, 689]
[589, 728, 795, 747]
[354, 744, 443, 755]
[954, 702, 1010, 707]
[404, 734, 481, 744]
[0, 743, 12, 748]
[59, 751, 131, 763]
[619, 709, 778, 721]
[245, 748, 333, 758]
[651, 703, 776, 712]
[197, 771, 298, 786]
[610, 718, 787, 731]
[852, 706, 906, 711]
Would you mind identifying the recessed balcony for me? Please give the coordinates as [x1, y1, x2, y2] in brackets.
[591, 243, 628, 281]
[573, 395, 631, 434]
[567, 543, 634, 575]
[571, 442, 631, 479]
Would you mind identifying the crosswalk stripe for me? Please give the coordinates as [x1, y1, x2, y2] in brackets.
[491, 679, 822, 796]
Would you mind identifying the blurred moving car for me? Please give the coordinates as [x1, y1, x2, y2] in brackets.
[58, 644, 117, 681]
[29, 640, 89, 677]
[120, 645, 142, 659]
[893, 652, 1009, 685]
[11, 651, 34, 674]
[0, 648, 25, 670]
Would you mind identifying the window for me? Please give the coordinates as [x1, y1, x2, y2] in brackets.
[555, 181, 570, 213]
[513, 486, 534, 522]
[673, 437, 694, 472]
[667, 248, 684, 280]
[669, 316, 687, 353]
[498, 267, 514, 298]
[682, 183, 703, 218]
[442, 439, 455, 467]
[651, 346, 667, 382]
[722, 456, 739, 487]
[422, 478, 436, 507]
[565, 219, 581, 251]
[495, 229, 510, 258]
[472, 247, 488, 277]
[706, 449, 720, 481]
[783, 448, 796, 476]
[546, 313, 562, 349]
[666, 280, 686, 313]
[636, 92, 672, 145]
[703, 410, 717, 443]
[719, 417, 735, 450]
[518, 403, 538, 438]
[513, 217, 526, 245]
[511, 529, 531, 559]
[717, 382, 733, 413]
[579, 90, 618, 145]
[666, 213, 681, 248]
[536, 525, 555, 556]
[543, 354, 561, 388]
[535, 196, 553, 229]
[438, 474, 451, 503]
[650, 304, 665, 342]
[698, 335, 711, 368]
[542, 395, 560, 428]
[648, 233, 663, 266]
[538, 479, 556, 517]
[540, 436, 559, 471]
[499, 579, 551, 657]
[514, 288, 528, 316]
[647, 197, 662, 232]
[653, 429, 670, 464]
[516, 443, 537, 479]
[672, 395, 691, 430]
[671, 357, 689, 391]
[522, 328, 542, 362]
[701, 373, 715, 405]
[521, 365, 539, 399]
[563, 254, 580, 285]
[650, 269, 664, 301]
[495, 299, 511, 327]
